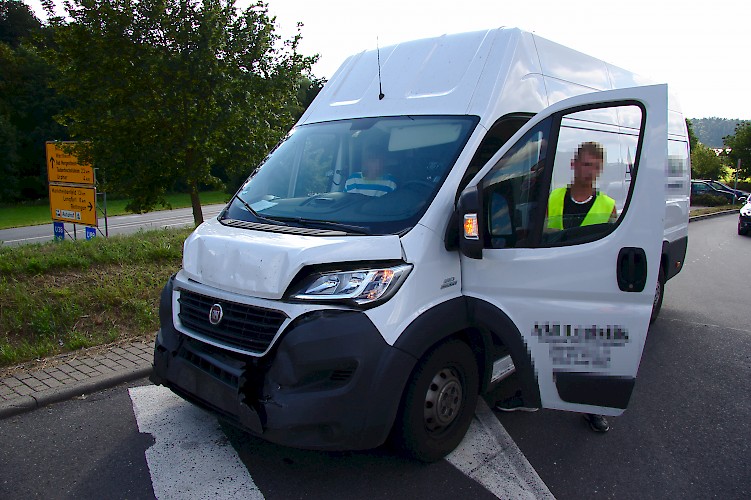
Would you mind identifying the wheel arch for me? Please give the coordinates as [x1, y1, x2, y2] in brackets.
[392, 297, 491, 393]
[392, 296, 540, 406]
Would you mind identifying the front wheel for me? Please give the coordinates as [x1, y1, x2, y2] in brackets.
[390, 340, 479, 462]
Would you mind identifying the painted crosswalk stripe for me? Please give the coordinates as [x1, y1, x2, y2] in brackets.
[130, 385, 552, 499]
[129, 385, 264, 499]
[447, 400, 555, 499]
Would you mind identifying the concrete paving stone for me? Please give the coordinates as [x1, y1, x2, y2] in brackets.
[100, 359, 122, 370]
[126, 346, 149, 356]
[67, 359, 85, 368]
[115, 359, 138, 369]
[109, 347, 127, 356]
[59, 365, 81, 375]
[43, 379, 63, 389]
[95, 366, 115, 375]
[119, 353, 141, 364]
[13, 385, 35, 396]
[3, 377, 23, 388]
[0, 387, 16, 398]
[70, 371, 89, 381]
[47, 370, 68, 381]
[24, 378, 47, 389]
[81, 358, 103, 368]
[78, 366, 99, 376]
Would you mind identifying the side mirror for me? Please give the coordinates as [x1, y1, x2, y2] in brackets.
[444, 186, 484, 259]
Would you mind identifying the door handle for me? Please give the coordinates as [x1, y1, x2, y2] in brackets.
[617, 247, 647, 292]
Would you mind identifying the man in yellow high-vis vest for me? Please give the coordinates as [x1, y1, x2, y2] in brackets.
[497, 142, 616, 432]
[547, 141, 617, 230]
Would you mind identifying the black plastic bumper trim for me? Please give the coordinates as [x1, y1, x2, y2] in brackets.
[554, 371, 635, 409]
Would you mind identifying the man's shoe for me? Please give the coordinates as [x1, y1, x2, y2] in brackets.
[583, 414, 609, 432]
[496, 392, 539, 412]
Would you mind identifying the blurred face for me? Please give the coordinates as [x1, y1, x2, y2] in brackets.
[572, 151, 603, 187]
[363, 155, 384, 179]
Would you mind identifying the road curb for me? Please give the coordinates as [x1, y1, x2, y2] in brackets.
[0, 364, 152, 420]
[689, 209, 738, 222]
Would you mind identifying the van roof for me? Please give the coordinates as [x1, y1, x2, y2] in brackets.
[298, 27, 685, 138]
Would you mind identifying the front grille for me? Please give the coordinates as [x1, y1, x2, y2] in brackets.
[177, 290, 288, 354]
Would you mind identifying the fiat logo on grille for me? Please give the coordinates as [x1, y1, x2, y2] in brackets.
[209, 304, 224, 325]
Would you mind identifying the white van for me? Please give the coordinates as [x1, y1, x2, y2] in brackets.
[151, 28, 690, 461]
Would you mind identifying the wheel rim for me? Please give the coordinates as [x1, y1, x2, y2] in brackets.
[423, 367, 463, 432]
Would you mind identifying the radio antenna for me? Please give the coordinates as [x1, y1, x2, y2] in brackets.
[377, 37, 385, 100]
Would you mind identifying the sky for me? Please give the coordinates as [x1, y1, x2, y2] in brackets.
[26, 0, 750, 119]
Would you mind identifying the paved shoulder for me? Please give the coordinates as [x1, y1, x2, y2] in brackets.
[0, 341, 153, 418]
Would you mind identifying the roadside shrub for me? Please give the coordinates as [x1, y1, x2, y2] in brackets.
[691, 194, 731, 207]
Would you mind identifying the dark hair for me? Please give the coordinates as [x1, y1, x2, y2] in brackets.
[575, 141, 604, 162]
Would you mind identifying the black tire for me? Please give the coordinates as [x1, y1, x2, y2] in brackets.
[650, 266, 665, 324]
[739, 225, 748, 236]
[390, 340, 479, 462]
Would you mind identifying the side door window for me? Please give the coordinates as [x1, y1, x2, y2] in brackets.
[541, 105, 643, 245]
[479, 104, 644, 248]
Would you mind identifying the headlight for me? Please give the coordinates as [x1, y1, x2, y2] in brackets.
[290, 264, 412, 306]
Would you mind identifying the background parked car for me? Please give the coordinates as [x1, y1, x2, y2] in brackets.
[691, 180, 744, 205]
[698, 179, 750, 200]
[739, 198, 751, 235]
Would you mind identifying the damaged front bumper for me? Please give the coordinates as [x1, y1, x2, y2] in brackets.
[150, 276, 416, 451]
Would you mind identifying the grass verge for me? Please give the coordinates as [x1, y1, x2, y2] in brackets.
[0, 227, 192, 367]
[0, 191, 230, 230]
[689, 205, 741, 217]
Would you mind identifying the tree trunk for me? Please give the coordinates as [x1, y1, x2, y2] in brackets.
[190, 181, 204, 226]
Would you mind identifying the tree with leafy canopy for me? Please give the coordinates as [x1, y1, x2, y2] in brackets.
[690, 142, 726, 180]
[42, 0, 317, 225]
[0, 0, 68, 202]
[723, 122, 751, 180]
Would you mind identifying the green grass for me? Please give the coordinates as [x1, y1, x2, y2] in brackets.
[0, 227, 193, 367]
[0, 191, 230, 230]
[689, 205, 741, 216]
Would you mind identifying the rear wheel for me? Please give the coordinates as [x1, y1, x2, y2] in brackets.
[390, 340, 479, 462]
[650, 266, 666, 324]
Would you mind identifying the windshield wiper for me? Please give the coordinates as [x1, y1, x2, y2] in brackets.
[233, 195, 288, 227]
[275, 217, 371, 235]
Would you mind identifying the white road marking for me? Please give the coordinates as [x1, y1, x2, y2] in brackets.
[129, 386, 552, 499]
[447, 399, 555, 499]
[129, 385, 264, 500]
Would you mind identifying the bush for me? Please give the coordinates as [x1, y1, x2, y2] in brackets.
[691, 194, 731, 207]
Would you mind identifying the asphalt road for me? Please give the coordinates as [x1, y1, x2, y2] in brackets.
[0, 214, 748, 499]
[0, 204, 226, 246]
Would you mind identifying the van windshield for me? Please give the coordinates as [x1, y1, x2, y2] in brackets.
[221, 116, 479, 235]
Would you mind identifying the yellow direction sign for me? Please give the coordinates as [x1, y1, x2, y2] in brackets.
[46, 142, 95, 186]
[49, 185, 98, 226]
